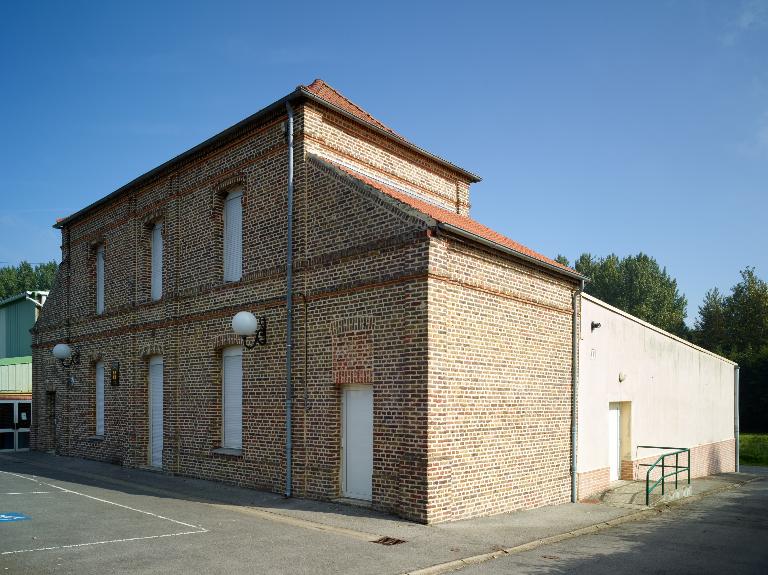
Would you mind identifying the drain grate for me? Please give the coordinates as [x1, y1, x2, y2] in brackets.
[373, 536, 406, 546]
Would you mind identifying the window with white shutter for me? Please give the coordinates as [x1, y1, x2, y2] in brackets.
[95, 361, 105, 435]
[222, 346, 243, 450]
[96, 244, 105, 314]
[151, 222, 163, 300]
[223, 189, 243, 282]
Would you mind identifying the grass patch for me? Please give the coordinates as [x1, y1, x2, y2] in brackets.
[740, 433, 768, 466]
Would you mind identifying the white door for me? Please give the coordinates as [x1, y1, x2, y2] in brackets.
[149, 356, 164, 468]
[342, 385, 373, 501]
[608, 404, 621, 481]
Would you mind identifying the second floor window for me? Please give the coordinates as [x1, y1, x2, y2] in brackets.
[96, 244, 105, 314]
[151, 222, 163, 300]
[223, 189, 243, 282]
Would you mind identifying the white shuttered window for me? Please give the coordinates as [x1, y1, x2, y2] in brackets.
[95, 361, 105, 435]
[151, 222, 163, 300]
[223, 189, 243, 282]
[149, 356, 164, 467]
[222, 346, 243, 450]
[96, 244, 105, 314]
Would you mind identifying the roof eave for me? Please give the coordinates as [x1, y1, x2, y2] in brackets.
[54, 89, 303, 229]
[437, 222, 585, 282]
[54, 85, 481, 231]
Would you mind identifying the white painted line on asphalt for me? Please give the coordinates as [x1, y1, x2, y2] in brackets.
[0, 470, 41, 483]
[0, 469, 207, 532]
[1, 530, 207, 556]
[2, 491, 50, 495]
[41, 481, 207, 531]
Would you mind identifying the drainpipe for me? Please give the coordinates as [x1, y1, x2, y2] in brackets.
[734, 364, 740, 472]
[571, 279, 584, 503]
[284, 101, 295, 497]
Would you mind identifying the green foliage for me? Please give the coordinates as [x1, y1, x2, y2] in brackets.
[0, 261, 59, 301]
[555, 254, 570, 267]
[740, 433, 768, 466]
[573, 252, 688, 336]
[693, 267, 768, 433]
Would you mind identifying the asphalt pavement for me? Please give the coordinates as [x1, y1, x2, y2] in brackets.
[0, 452, 763, 575]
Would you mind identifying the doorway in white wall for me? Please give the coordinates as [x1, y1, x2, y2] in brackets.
[149, 356, 163, 468]
[608, 403, 621, 481]
[341, 385, 373, 501]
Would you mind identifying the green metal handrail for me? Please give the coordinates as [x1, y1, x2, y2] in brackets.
[636, 445, 690, 506]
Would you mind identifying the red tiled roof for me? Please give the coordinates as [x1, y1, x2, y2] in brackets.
[302, 79, 401, 138]
[324, 158, 577, 276]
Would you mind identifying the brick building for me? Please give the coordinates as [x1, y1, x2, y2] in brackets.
[32, 79, 588, 523]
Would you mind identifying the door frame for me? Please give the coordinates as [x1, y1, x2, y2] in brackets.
[608, 402, 621, 481]
[340, 384, 373, 501]
[0, 400, 31, 452]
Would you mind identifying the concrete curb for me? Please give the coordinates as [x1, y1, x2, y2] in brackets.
[403, 475, 762, 575]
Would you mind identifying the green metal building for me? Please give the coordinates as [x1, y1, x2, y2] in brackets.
[1, 291, 47, 451]
[0, 291, 47, 359]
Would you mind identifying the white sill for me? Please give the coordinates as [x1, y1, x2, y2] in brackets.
[212, 447, 242, 457]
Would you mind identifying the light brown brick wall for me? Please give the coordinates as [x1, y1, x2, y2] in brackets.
[426, 234, 578, 523]
[302, 103, 473, 216]
[576, 438, 737, 499]
[31, 93, 577, 525]
[577, 467, 610, 500]
[624, 439, 736, 483]
[32, 103, 433, 522]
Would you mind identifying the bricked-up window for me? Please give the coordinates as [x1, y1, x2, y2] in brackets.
[223, 189, 243, 282]
[95, 360, 105, 435]
[221, 346, 243, 449]
[95, 244, 105, 314]
[150, 222, 163, 300]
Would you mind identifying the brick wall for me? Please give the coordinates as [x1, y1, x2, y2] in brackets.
[576, 438, 737, 500]
[302, 103, 473, 216]
[31, 90, 577, 524]
[624, 439, 736, 483]
[31, 100, 438, 521]
[577, 467, 610, 499]
[426, 235, 578, 522]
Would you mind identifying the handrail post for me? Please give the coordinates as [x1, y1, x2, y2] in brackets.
[675, 452, 679, 490]
[646, 465, 651, 506]
[661, 456, 665, 496]
[687, 449, 691, 485]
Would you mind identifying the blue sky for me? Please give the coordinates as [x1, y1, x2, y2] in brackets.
[1, 1, 766, 323]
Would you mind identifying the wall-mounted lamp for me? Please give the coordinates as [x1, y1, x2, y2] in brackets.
[591, 321, 602, 332]
[231, 311, 267, 349]
[52, 343, 80, 368]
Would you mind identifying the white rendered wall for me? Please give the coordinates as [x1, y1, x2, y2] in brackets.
[577, 294, 736, 474]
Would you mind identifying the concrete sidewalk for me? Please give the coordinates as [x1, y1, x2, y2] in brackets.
[0, 452, 760, 575]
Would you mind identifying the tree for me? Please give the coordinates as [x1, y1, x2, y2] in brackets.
[693, 267, 768, 433]
[569, 252, 688, 336]
[693, 288, 728, 353]
[0, 261, 59, 300]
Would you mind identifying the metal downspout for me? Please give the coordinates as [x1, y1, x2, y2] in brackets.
[571, 280, 584, 503]
[735, 365, 740, 472]
[285, 102, 295, 497]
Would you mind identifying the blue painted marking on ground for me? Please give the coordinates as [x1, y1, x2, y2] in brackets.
[0, 512, 30, 522]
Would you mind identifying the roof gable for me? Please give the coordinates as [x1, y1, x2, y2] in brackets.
[311, 155, 580, 279]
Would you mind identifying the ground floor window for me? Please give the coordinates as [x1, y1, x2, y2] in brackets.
[222, 346, 243, 450]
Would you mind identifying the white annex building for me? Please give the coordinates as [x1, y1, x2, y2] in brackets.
[576, 293, 738, 498]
